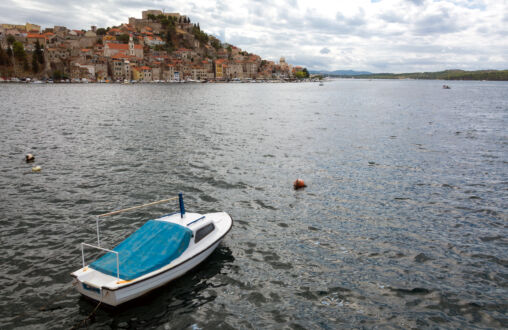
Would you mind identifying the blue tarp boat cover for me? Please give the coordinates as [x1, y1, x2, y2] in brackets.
[90, 220, 193, 280]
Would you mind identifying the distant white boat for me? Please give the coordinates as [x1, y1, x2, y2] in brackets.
[71, 194, 233, 307]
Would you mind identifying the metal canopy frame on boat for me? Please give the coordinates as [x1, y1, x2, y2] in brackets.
[80, 193, 187, 283]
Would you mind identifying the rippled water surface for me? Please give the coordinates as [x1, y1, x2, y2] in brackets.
[0, 80, 507, 329]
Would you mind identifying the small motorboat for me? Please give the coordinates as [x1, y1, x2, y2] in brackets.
[442, 84, 451, 89]
[71, 194, 233, 306]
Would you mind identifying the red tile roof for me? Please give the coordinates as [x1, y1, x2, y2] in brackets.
[27, 34, 45, 39]
[106, 43, 128, 50]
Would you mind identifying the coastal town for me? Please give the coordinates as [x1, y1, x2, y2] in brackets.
[0, 10, 311, 83]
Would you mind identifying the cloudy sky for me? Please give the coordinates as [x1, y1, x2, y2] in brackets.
[1, 0, 507, 72]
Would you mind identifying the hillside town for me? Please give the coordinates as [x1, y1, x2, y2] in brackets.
[0, 10, 310, 82]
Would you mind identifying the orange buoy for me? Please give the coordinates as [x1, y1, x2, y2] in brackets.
[293, 179, 306, 190]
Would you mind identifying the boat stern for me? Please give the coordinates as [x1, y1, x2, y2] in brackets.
[71, 267, 120, 306]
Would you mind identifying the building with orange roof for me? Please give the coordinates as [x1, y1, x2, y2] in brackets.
[108, 28, 121, 36]
[162, 64, 176, 81]
[104, 35, 143, 59]
[224, 60, 243, 79]
[243, 60, 259, 79]
[112, 58, 132, 81]
[138, 66, 152, 81]
[144, 35, 165, 47]
[214, 59, 227, 79]
[26, 33, 47, 46]
[130, 66, 140, 81]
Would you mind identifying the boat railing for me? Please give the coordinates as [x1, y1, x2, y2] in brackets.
[93, 194, 184, 247]
[80, 194, 187, 280]
[186, 216, 205, 226]
[81, 242, 120, 282]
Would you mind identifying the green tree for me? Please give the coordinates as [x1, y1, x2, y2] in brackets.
[294, 71, 306, 79]
[23, 57, 29, 71]
[211, 38, 220, 50]
[52, 70, 62, 80]
[0, 46, 6, 65]
[7, 35, 16, 45]
[117, 34, 130, 43]
[32, 54, 39, 73]
[96, 28, 107, 35]
[303, 68, 309, 78]
[147, 14, 156, 21]
[6, 46, 13, 60]
[192, 25, 209, 44]
[226, 45, 232, 59]
[165, 27, 175, 52]
[12, 41, 26, 61]
[34, 40, 44, 64]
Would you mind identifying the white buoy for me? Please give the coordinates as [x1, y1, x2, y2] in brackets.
[32, 166, 42, 172]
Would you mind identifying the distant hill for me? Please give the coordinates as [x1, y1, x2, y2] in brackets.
[310, 70, 372, 76]
[336, 69, 508, 81]
[310, 69, 508, 81]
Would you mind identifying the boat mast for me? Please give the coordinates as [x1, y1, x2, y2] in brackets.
[179, 192, 186, 218]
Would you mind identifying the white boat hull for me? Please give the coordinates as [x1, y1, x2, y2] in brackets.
[72, 211, 232, 306]
[75, 240, 222, 306]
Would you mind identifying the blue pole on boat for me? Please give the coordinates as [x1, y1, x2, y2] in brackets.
[179, 192, 185, 218]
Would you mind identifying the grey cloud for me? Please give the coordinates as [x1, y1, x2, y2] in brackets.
[413, 8, 463, 35]
[227, 34, 259, 46]
[407, 0, 425, 6]
[286, 0, 298, 8]
[335, 9, 366, 27]
[320, 47, 330, 54]
[378, 11, 406, 24]
[476, 26, 489, 34]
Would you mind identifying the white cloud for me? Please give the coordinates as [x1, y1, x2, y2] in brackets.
[0, 0, 507, 72]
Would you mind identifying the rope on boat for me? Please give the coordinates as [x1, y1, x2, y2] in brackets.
[97, 196, 179, 217]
